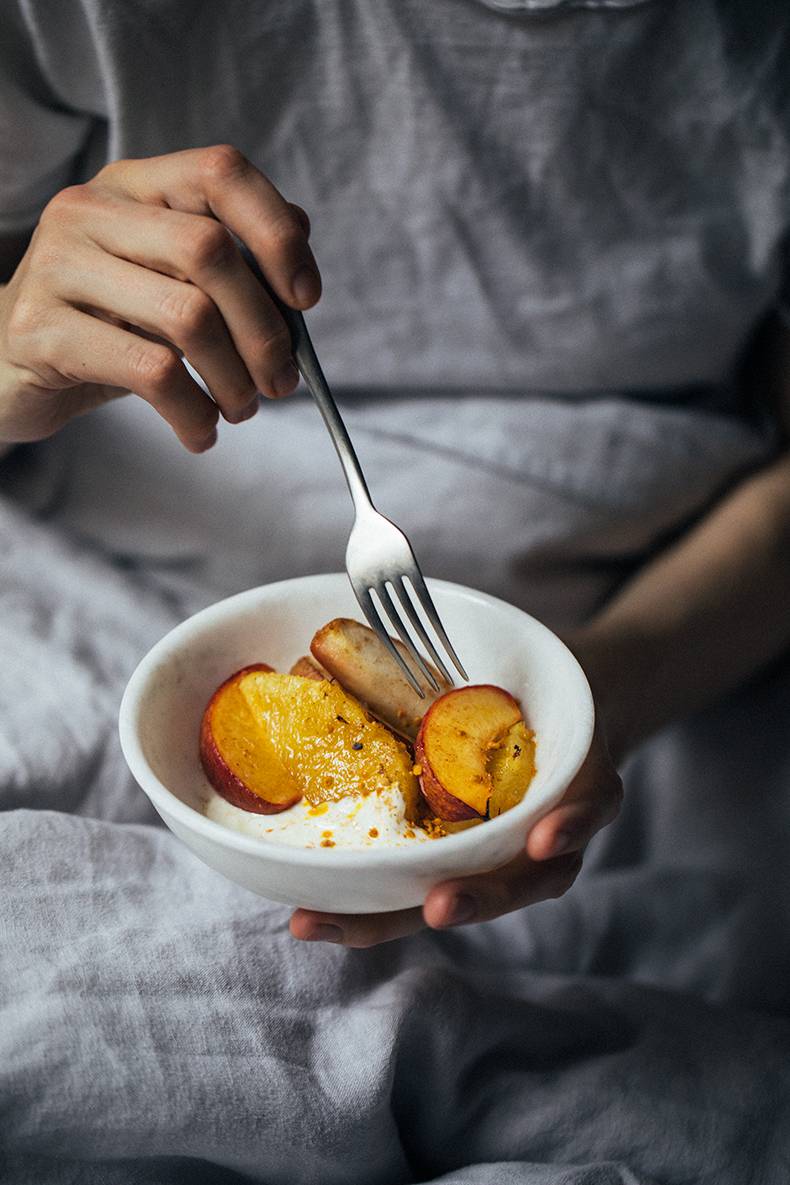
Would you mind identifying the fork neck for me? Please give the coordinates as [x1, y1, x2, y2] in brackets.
[308, 378, 374, 513]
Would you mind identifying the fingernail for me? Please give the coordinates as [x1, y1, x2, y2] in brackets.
[444, 894, 477, 927]
[272, 361, 299, 397]
[302, 924, 343, 944]
[291, 265, 320, 306]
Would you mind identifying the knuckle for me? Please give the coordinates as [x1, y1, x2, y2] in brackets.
[129, 343, 181, 396]
[199, 143, 248, 185]
[159, 286, 217, 342]
[263, 210, 306, 253]
[40, 185, 92, 226]
[183, 220, 236, 274]
[7, 294, 44, 340]
[256, 325, 292, 363]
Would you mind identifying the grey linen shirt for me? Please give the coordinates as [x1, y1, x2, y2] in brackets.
[0, 0, 788, 600]
[1, 0, 789, 397]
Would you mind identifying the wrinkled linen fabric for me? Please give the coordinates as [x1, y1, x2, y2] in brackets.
[2, 397, 790, 1185]
[1, 386, 776, 619]
[3, 0, 790, 1181]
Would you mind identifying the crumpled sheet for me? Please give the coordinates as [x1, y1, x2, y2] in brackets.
[2, 397, 790, 1185]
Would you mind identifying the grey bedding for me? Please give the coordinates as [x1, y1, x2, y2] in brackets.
[2, 398, 790, 1184]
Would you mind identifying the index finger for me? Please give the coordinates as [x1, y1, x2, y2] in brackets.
[98, 145, 321, 309]
[423, 849, 583, 929]
[525, 722, 623, 862]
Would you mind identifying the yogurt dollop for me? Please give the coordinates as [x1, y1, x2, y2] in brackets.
[203, 782, 434, 848]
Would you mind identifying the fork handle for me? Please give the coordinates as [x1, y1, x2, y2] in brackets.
[239, 245, 373, 513]
[284, 309, 375, 512]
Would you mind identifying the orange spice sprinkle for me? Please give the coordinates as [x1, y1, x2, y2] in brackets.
[368, 827, 379, 838]
[419, 816, 448, 839]
[320, 838, 336, 848]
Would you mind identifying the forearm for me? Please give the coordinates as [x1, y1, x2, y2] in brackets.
[567, 451, 790, 761]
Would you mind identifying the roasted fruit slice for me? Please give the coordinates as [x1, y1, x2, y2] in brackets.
[415, 685, 529, 821]
[488, 720, 536, 818]
[240, 671, 419, 817]
[200, 664, 302, 815]
[311, 617, 446, 739]
[289, 655, 329, 682]
[202, 667, 420, 819]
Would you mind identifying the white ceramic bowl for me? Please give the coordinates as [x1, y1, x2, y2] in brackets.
[119, 573, 594, 913]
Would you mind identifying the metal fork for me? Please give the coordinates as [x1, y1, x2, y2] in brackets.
[241, 249, 468, 696]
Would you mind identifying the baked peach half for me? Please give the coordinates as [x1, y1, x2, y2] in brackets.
[200, 666, 419, 818]
[199, 664, 302, 815]
[415, 685, 535, 821]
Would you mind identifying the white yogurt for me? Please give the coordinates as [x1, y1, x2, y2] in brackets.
[203, 782, 433, 848]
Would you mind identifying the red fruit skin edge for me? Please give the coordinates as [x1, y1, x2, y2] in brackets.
[413, 729, 484, 822]
[199, 663, 301, 816]
[413, 685, 523, 823]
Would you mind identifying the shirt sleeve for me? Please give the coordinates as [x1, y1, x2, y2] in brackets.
[0, 4, 93, 234]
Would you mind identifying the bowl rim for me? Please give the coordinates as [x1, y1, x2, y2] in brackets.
[119, 574, 595, 870]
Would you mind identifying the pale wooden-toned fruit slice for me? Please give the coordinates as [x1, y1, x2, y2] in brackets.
[238, 670, 420, 819]
[310, 617, 446, 740]
[488, 720, 536, 818]
[289, 655, 330, 681]
[415, 685, 523, 820]
[200, 664, 302, 815]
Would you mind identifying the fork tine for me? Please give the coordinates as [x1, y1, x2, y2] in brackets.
[351, 582, 426, 698]
[405, 571, 469, 682]
[375, 582, 442, 693]
[391, 577, 454, 687]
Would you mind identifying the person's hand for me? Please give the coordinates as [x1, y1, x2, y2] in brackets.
[289, 718, 622, 947]
[0, 145, 320, 450]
